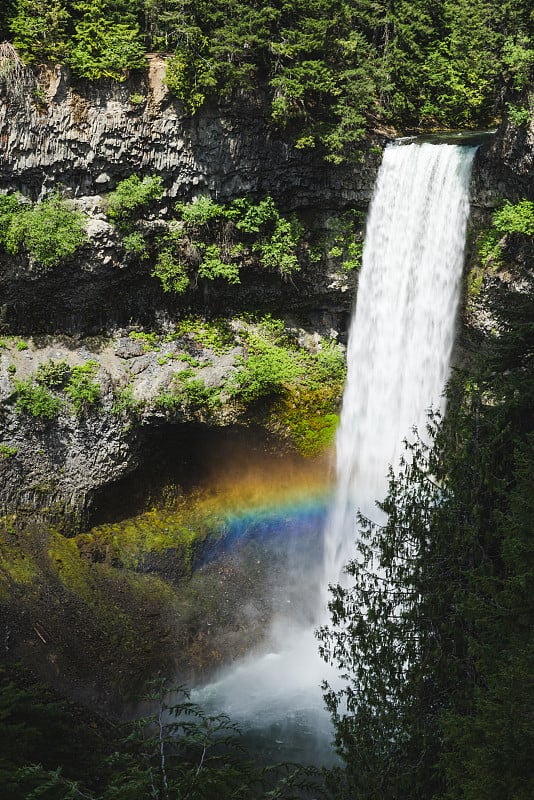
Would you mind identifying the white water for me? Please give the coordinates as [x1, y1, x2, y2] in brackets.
[193, 141, 476, 760]
[323, 141, 475, 596]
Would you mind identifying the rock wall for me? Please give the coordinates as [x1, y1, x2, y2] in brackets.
[0, 58, 381, 208]
[471, 116, 534, 206]
[0, 61, 383, 336]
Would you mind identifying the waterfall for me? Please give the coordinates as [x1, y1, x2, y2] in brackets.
[323, 141, 476, 597]
[192, 140, 476, 762]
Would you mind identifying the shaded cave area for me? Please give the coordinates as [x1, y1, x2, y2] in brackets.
[88, 421, 294, 529]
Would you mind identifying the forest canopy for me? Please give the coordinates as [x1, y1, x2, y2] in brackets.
[0, 0, 532, 159]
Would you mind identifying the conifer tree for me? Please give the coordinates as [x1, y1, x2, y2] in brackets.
[8, 0, 70, 64]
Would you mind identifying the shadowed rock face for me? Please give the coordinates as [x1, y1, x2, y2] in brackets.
[0, 59, 382, 208]
[471, 116, 534, 207]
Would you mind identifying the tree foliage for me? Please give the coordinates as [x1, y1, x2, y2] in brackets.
[4, 0, 533, 155]
[0, 672, 322, 800]
[317, 201, 534, 799]
[145, 193, 305, 294]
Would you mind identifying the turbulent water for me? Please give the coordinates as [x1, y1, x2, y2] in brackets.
[193, 140, 476, 763]
[323, 141, 476, 597]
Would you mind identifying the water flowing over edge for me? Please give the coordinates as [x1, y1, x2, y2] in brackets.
[192, 141, 477, 761]
[321, 141, 476, 609]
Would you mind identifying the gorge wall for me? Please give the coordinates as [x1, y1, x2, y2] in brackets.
[0, 61, 531, 527]
[1, 63, 531, 704]
[1, 58, 381, 206]
[0, 65, 384, 526]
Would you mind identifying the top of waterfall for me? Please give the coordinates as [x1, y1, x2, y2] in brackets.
[394, 129, 497, 147]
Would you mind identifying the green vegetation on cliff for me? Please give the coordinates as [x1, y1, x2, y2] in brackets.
[2, 0, 532, 157]
[0, 193, 86, 268]
[104, 183, 309, 292]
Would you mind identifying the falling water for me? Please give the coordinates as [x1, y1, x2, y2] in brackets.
[323, 141, 476, 596]
[193, 140, 476, 762]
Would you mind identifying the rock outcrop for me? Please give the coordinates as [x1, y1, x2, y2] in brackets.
[0, 58, 382, 207]
[472, 115, 534, 206]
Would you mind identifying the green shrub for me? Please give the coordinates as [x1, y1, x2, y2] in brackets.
[154, 370, 220, 415]
[36, 359, 71, 388]
[14, 379, 62, 419]
[0, 443, 18, 458]
[198, 244, 241, 284]
[123, 231, 148, 258]
[478, 199, 534, 269]
[153, 387, 183, 413]
[0, 194, 25, 250]
[152, 196, 306, 294]
[3, 194, 86, 268]
[226, 336, 302, 403]
[16, 340, 28, 351]
[153, 248, 189, 294]
[64, 361, 101, 414]
[326, 211, 364, 271]
[506, 103, 531, 127]
[106, 175, 163, 225]
[253, 216, 302, 277]
[175, 197, 225, 228]
[129, 330, 160, 351]
[174, 370, 221, 410]
[112, 384, 142, 416]
[493, 199, 534, 236]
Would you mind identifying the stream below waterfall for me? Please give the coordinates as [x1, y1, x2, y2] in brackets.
[190, 136, 480, 765]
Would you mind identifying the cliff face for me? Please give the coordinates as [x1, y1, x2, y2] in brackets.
[0, 62, 531, 527]
[0, 58, 380, 207]
[0, 61, 384, 338]
[472, 116, 534, 206]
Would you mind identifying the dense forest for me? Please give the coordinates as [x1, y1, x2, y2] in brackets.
[0, 0, 532, 160]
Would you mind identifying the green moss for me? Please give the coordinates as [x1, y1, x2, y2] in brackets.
[274, 383, 342, 456]
[84, 505, 209, 575]
[0, 522, 41, 598]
